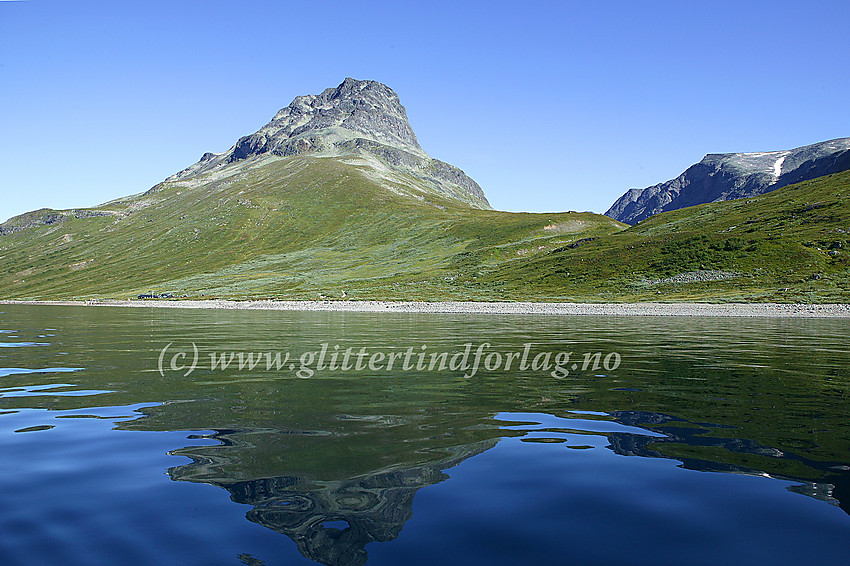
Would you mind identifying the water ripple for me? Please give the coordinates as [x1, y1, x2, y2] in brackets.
[0, 384, 110, 399]
[496, 411, 667, 438]
[0, 368, 84, 379]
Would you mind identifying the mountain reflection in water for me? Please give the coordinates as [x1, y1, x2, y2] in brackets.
[165, 407, 850, 566]
[170, 432, 496, 566]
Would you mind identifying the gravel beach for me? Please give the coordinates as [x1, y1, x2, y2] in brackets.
[2, 299, 849, 317]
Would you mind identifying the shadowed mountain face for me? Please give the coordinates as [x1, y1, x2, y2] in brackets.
[606, 138, 850, 224]
[168, 77, 490, 209]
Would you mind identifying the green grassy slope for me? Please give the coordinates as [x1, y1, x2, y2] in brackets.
[4, 158, 848, 303]
[0, 155, 623, 300]
[489, 170, 850, 302]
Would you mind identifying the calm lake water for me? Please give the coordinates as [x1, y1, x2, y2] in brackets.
[1, 304, 849, 565]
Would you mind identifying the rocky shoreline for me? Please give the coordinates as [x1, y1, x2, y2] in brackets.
[2, 299, 849, 317]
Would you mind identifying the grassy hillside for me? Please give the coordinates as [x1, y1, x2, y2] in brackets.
[489, 170, 850, 302]
[0, 155, 623, 301]
[3, 157, 848, 303]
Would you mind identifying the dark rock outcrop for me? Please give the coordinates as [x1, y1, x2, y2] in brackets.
[0, 208, 114, 236]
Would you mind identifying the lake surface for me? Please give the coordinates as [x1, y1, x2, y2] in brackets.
[1, 304, 849, 565]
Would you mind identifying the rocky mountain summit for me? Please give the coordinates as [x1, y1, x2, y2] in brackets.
[606, 138, 850, 224]
[168, 78, 490, 208]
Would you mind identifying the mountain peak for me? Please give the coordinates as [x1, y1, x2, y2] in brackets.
[264, 77, 422, 155]
[166, 79, 489, 208]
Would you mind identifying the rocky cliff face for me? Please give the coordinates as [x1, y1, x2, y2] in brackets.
[169, 78, 490, 208]
[606, 138, 850, 224]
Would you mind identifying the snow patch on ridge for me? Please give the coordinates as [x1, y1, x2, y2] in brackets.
[772, 152, 790, 181]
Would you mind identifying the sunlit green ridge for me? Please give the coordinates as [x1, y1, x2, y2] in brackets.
[2, 165, 850, 302]
[0, 154, 622, 301]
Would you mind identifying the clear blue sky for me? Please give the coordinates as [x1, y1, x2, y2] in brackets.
[2, 0, 848, 222]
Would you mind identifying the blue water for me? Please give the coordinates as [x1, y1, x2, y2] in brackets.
[0, 304, 849, 565]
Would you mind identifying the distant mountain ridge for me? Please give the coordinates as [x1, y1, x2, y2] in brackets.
[606, 138, 850, 224]
[168, 77, 490, 208]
